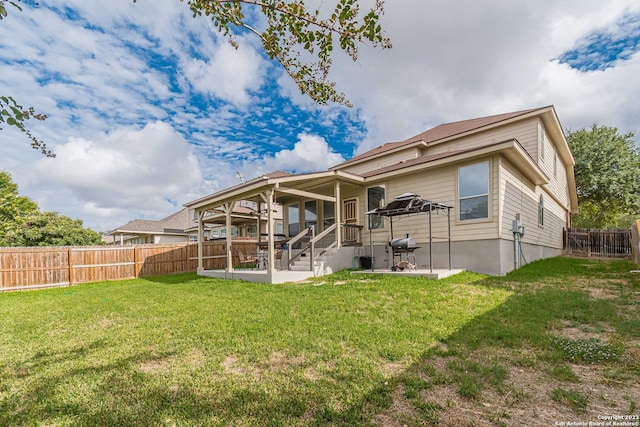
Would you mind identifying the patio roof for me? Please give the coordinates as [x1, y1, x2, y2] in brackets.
[184, 169, 365, 212]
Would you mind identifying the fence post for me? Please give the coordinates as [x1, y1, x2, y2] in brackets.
[587, 229, 591, 258]
[134, 246, 139, 278]
[68, 247, 74, 287]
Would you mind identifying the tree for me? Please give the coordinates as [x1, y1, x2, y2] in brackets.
[0, 0, 23, 19]
[179, 0, 391, 106]
[0, 96, 53, 157]
[0, 170, 38, 239]
[4, 211, 104, 247]
[0, 171, 102, 246]
[0, 1, 53, 157]
[567, 124, 640, 228]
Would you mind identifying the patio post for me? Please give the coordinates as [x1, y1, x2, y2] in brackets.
[266, 189, 275, 274]
[369, 218, 374, 271]
[335, 181, 342, 248]
[256, 199, 262, 245]
[197, 210, 205, 272]
[447, 207, 452, 270]
[429, 204, 433, 273]
[223, 201, 235, 272]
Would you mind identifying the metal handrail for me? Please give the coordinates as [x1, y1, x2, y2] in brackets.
[287, 226, 314, 269]
[310, 223, 338, 269]
[341, 223, 363, 245]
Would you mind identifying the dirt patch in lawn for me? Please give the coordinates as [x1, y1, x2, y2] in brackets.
[375, 358, 639, 427]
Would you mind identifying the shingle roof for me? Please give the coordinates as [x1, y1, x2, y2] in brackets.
[403, 107, 542, 144]
[113, 219, 161, 233]
[111, 208, 190, 234]
[157, 208, 190, 233]
[332, 107, 546, 170]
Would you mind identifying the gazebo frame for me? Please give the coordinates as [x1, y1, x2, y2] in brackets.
[366, 193, 453, 273]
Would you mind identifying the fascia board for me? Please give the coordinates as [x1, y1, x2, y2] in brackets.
[329, 141, 428, 171]
[364, 140, 549, 186]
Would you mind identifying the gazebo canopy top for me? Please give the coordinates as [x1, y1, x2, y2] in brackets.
[366, 193, 452, 218]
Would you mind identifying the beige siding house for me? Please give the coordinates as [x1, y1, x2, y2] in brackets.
[108, 208, 192, 245]
[185, 106, 577, 280]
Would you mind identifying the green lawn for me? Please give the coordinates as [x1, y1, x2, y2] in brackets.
[1, 257, 638, 426]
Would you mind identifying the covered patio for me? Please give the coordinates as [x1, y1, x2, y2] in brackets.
[184, 170, 367, 284]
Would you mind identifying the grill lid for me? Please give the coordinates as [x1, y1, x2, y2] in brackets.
[389, 237, 416, 249]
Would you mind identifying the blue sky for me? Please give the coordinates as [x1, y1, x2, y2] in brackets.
[1, 0, 639, 232]
[559, 11, 640, 71]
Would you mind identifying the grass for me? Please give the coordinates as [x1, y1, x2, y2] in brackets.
[0, 257, 639, 426]
[550, 388, 589, 413]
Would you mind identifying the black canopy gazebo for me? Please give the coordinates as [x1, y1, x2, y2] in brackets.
[366, 193, 453, 273]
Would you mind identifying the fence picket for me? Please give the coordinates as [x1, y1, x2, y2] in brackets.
[565, 228, 633, 258]
[0, 240, 258, 291]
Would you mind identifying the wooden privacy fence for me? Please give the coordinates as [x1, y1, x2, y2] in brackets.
[0, 239, 257, 291]
[564, 227, 633, 258]
[632, 220, 640, 265]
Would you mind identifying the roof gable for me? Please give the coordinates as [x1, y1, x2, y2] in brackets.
[332, 107, 548, 170]
[403, 107, 543, 144]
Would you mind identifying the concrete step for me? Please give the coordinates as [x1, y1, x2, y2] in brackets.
[288, 247, 338, 272]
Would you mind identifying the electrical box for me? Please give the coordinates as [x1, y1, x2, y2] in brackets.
[512, 219, 521, 233]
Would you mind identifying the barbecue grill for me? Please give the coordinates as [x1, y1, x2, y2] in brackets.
[366, 193, 453, 273]
[389, 235, 419, 270]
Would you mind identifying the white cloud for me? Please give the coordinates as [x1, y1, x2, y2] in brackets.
[1, 0, 640, 234]
[182, 40, 266, 106]
[260, 133, 345, 174]
[327, 0, 640, 153]
[29, 122, 209, 229]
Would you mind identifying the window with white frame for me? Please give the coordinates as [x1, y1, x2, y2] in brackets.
[540, 123, 546, 160]
[458, 161, 489, 221]
[538, 195, 544, 226]
[220, 226, 238, 237]
[367, 185, 385, 229]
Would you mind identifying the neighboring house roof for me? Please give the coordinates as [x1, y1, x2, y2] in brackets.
[109, 208, 190, 236]
[331, 107, 548, 170]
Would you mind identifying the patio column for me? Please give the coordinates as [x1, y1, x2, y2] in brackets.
[223, 202, 235, 272]
[197, 210, 205, 272]
[335, 181, 342, 248]
[256, 199, 262, 244]
[263, 190, 275, 274]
